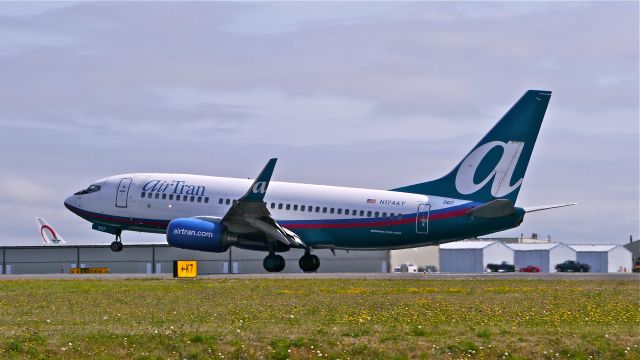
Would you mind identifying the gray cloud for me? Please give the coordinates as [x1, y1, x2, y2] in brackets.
[0, 2, 637, 246]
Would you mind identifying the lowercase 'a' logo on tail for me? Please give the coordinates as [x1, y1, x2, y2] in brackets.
[455, 141, 525, 197]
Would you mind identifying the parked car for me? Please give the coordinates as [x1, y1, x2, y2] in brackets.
[422, 265, 439, 273]
[399, 263, 418, 273]
[486, 261, 517, 272]
[519, 265, 541, 273]
[555, 260, 591, 272]
[632, 259, 640, 273]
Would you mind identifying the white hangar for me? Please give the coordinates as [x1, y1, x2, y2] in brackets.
[569, 244, 633, 273]
[439, 240, 513, 273]
[506, 243, 576, 272]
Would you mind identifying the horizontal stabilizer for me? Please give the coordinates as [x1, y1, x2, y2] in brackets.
[466, 199, 516, 218]
[524, 203, 577, 213]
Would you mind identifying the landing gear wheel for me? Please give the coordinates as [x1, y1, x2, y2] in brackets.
[110, 241, 123, 252]
[263, 254, 285, 272]
[299, 254, 320, 272]
[110, 231, 123, 252]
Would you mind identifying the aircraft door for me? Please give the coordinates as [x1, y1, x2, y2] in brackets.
[115, 178, 133, 208]
[416, 203, 430, 234]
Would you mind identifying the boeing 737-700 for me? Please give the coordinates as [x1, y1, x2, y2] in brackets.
[64, 90, 574, 272]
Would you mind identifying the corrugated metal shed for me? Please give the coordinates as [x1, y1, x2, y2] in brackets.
[439, 241, 513, 273]
[507, 243, 560, 251]
[0, 244, 389, 275]
[506, 243, 576, 272]
[569, 244, 633, 272]
[439, 240, 496, 249]
[569, 245, 617, 252]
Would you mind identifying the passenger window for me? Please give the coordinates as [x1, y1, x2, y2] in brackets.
[226, 199, 230, 205]
[390, 212, 395, 217]
[382, 212, 387, 217]
[271, 203, 275, 209]
[367, 211, 372, 217]
[308, 206, 313, 212]
[162, 194, 167, 200]
[337, 209, 342, 215]
[155, 193, 160, 199]
[175, 195, 181, 201]
[204, 197, 209, 203]
[315, 206, 320, 213]
[286, 204, 290, 210]
[322, 207, 327, 213]
[169, 194, 174, 200]
[360, 210, 364, 216]
[330, 208, 334, 214]
[293, 205, 298, 211]
[374, 211, 379, 217]
[183, 196, 188, 202]
[219, 198, 223, 204]
[197, 197, 202, 203]
[301, 205, 306, 211]
[278, 203, 283, 210]
[232, 200, 237, 205]
[148, 193, 153, 199]
[345, 209, 349, 215]
[141, 192, 146, 198]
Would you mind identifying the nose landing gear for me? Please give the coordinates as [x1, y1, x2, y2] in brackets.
[110, 230, 123, 252]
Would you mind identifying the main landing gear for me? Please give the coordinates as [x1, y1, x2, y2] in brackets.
[263, 251, 285, 272]
[299, 250, 320, 272]
[261, 250, 321, 273]
[110, 230, 123, 252]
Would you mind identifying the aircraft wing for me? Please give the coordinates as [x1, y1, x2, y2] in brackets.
[523, 203, 577, 213]
[220, 158, 307, 248]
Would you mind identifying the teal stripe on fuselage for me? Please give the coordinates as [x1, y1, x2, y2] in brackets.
[289, 208, 525, 249]
[69, 202, 525, 249]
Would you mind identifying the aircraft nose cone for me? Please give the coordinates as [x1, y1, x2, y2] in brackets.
[64, 195, 75, 210]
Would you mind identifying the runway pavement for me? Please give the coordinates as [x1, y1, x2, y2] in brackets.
[1, 272, 638, 280]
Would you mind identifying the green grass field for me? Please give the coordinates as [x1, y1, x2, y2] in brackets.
[0, 278, 638, 359]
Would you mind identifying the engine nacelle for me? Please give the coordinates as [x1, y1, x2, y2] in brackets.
[166, 218, 228, 252]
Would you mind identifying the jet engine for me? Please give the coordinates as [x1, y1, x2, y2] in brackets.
[166, 218, 229, 252]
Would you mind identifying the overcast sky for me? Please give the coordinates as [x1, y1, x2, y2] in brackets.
[0, 2, 637, 246]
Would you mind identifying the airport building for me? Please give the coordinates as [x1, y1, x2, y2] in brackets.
[389, 246, 439, 272]
[2, 239, 635, 275]
[439, 240, 513, 273]
[506, 243, 576, 272]
[569, 244, 633, 273]
[0, 244, 389, 275]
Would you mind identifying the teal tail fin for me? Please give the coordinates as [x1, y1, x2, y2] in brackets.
[392, 90, 552, 203]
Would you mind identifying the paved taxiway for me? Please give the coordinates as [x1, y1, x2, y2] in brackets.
[1, 272, 637, 280]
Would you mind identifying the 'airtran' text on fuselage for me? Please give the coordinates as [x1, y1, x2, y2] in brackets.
[379, 200, 405, 206]
[143, 180, 205, 196]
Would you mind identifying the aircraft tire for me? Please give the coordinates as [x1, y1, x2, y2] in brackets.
[299, 254, 320, 272]
[264, 254, 285, 272]
[110, 241, 123, 252]
[310, 254, 320, 271]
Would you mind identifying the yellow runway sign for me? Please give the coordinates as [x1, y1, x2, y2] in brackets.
[173, 260, 197, 278]
[70, 267, 109, 274]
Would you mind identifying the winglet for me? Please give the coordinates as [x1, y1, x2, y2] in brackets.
[239, 158, 277, 203]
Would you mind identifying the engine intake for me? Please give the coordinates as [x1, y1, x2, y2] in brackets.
[166, 218, 228, 252]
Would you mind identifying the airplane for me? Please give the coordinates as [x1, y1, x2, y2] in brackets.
[64, 90, 575, 272]
[36, 217, 67, 245]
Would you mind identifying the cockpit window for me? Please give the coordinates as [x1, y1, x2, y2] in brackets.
[74, 185, 102, 195]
